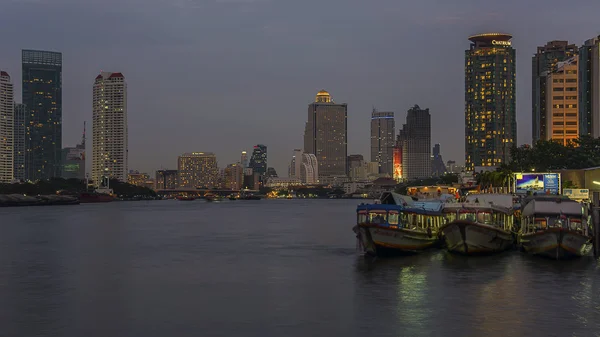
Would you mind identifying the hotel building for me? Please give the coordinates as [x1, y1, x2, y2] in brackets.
[579, 36, 600, 138]
[544, 57, 579, 145]
[465, 33, 516, 169]
[177, 152, 218, 188]
[304, 90, 347, 184]
[370, 109, 395, 175]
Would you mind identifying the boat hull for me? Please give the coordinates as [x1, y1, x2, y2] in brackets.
[355, 224, 438, 256]
[520, 229, 593, 259]
[441, 221, 513, 255]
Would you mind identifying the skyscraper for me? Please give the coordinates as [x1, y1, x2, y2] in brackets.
[544, 57, 579, 145]
[249, 144, 267, 177]
[465, 33, 516, 170]
[398, 105, 431, 179]
[177, 152, 218, 188]
[431, 143, 446, 177]
[92, 72, 128, 185]
[579, 36, 600, 138]
[532, 41, 578, 142]
[304, 90, 347, 184]
[370, 109, 395, 175]
[241, 151, 248, 168]
[13, 103, 26, 181]
[0, 71, 13, 183]
[22, 50, 62, 181]
[289, 148, 303, 178]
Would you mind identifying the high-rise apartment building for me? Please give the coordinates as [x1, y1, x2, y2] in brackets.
[370, 109, 395, 175]
[544, 57, 579, 145]
[304, 90, 347, 184]
[92, 72, 128, 185]
[22, 50, 62, 181]
[465, 33, 516, 169]
[0, 71, 14, 183]
[532, 41, 578, 143]
[155, 169, 178, 190]
[398, 105, 431, 179]
[579, 36, 600, 138]
[177, 152, 218, 188]
[224, 163, 244, 190]
[13, 103, 26, 181]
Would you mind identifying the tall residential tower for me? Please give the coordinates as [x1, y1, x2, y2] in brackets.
[22, 50, 62, 180]
[304, 90, 347, 184]
[92, 72, 128, 185]
[370, 109, 395, 175]
[465, 33, 516, 170]
[13, 103, 27, 181]
[532, 41, 577, 143]
[0, 71, 13, 183]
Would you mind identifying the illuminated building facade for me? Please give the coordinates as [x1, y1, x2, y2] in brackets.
[62, 123, 86, 180]
[532, 41, 578, 142]
[92, 72, 128, 185]
[241, 151, 248, 168]
[398, 105, 431, 179]
[22, 50, 62, 181]
[544, 57, 579, 145]
[155, 170, 178, 190]
[127, 171, 150, 187]
[249, 144, 267, 178]
[370, 109, 395, 175]
[579, 36, 600, 138]
[289, 149, 303, 178]
[465, 33, 516, 170]
[13, 103, 26, 181]
[0, 71, 13, 183]
[177, 152, 218, 188]
[304, 90, 348, 184]
[224, 163, 244, 190]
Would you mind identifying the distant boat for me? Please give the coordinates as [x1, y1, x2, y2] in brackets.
[176, 195, 196, 201]
[205, 193, 224, 202]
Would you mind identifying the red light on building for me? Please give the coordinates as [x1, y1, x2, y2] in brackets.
[393, 146, 402, 181]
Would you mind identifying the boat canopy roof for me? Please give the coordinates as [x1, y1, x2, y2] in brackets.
[521, 199, 584, 217]
[357, 204, 401, 212]
[380, 192, 415, 206]
[357, 200, 444, 215]
[465, 194, 513, 208]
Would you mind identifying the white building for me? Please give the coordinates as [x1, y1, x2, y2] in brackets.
[92, 72, 128, 185]
[0, 71, 13, 183]
[300, 153, 318, 184]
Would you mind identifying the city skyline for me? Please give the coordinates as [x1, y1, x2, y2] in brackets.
[2, 1, 600, 176]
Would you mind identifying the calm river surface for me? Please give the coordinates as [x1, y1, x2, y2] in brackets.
[0, 199, 599, 337]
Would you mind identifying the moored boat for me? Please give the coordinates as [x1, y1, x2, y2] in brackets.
[204, 193, 224, 202]
[176, 195, 196, 201]
[353, 192, 444, 256]
[440, 194, 515, 255]
[518, 196, 592, 259]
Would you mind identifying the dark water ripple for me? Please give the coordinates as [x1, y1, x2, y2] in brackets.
[0, 199, 598, 337]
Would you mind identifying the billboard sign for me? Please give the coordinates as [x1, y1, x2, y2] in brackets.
[563, 188, 589, 200]
[514, 173, 561, 195]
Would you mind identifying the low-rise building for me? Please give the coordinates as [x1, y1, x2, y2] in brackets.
[265, 177, 302, 189]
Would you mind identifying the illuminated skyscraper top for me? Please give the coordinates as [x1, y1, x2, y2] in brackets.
[465, 33, 516, 170]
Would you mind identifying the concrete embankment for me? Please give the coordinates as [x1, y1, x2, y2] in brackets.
[0, 194, 80, 207]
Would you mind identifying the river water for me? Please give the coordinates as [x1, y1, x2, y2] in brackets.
[0, 199, 598, 337]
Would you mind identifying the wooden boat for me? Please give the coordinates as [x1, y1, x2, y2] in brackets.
[519, 196, 593, 259]
[440, 194, 515, 255]
[353, 192, 444, 256]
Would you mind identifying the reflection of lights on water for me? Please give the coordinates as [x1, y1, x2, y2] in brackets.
[396, 267, 428, 328]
